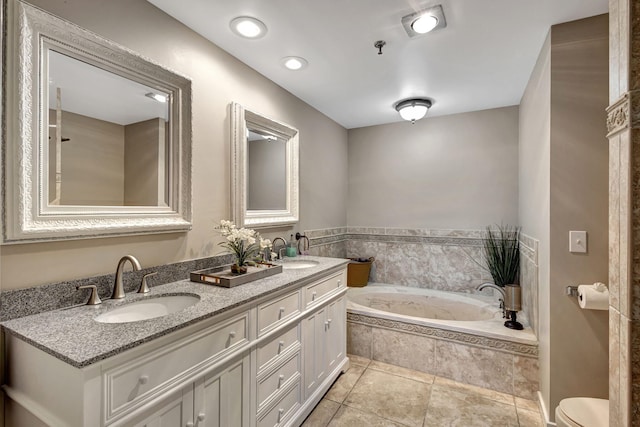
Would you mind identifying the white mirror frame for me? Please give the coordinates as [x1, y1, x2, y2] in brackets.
[2, 0, 192, 243]
[231, 102, 299, 228]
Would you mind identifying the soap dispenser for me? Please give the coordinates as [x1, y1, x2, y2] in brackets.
[286, 234, 297, 257]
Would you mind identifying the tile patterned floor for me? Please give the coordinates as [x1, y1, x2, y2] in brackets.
[302, 355, 545, 427]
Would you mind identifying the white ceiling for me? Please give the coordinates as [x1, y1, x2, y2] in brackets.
[148, 0, 608, 129]
[48, 50, 169, 125]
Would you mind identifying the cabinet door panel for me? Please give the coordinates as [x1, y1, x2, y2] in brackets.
[132, 385, 193, 427]
[202, 375, 222, 427]
[303, 307, 327, 399]
[198, 355, 250, 427]
[326, 297, 346, 372]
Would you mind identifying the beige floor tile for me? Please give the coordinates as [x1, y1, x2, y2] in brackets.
[368, 360, 435, 384]
[302, 399, 341, 427]
[424, 383, 518, 427]
[343, 368, 430, 427]
[516, 407, 545, 427]
[515, 397, 540, 413]
[324, 363, 367, 403]
[327, 405, 406, 427]
[348, 354, 372, 367]
[434, 376, 515, 406]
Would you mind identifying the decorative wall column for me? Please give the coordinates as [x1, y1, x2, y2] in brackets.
[608, 1, 640, 425]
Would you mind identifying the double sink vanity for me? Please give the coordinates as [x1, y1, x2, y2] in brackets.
[2, 256, 349, 427]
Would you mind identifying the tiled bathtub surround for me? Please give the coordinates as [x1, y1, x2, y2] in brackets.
[520, 233, 539, 336]
[0, 253, 235, 321]
[346, 312, 539, 400]
[308, 227, 494, 294]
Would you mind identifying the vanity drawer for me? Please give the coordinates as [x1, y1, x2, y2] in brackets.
[304, 270, 345, 308]
[257, 351, 301, 410]
[257, 380, 301, 427]
[257, 323, 300, 373]
[257, 289, 301, 336]
[104, 312, 249, 420]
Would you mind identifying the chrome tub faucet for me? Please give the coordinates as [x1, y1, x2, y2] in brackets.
[477, 282, 507, 318]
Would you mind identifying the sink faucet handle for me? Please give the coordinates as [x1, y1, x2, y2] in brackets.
[77, 284, 102, 305]
[138, 272, 157, 294]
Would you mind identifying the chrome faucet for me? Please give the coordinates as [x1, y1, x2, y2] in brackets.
[272, 237, 287, 260]
[111, 255, 142, 299]
[477, 282, 507, 318]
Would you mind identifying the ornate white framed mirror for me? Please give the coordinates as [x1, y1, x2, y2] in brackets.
[2, 0, 192, 243]
[230, 102, 299, 228]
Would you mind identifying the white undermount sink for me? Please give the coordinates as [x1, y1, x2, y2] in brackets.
[280, 260, 320, 270]
[94, 294, 200, 323]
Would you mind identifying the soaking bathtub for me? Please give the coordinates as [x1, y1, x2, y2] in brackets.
[345, 283, 539, 398]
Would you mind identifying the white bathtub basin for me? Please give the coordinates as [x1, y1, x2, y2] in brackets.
[95, 294, 200, 323]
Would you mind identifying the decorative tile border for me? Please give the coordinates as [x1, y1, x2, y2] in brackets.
[0, 253, 234, 321]
[607, 90, 640, 137]
[347, 312, 538, 358]
[306, 227, 485, 248]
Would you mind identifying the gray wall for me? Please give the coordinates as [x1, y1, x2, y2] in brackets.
[519, 32, 552, 416]
[247, 139, 287, 210]
[519, 15, 609, 421]
[1, 0, 348, 290]
[124, 118, 166, 206]
[347, 106, 519, 229]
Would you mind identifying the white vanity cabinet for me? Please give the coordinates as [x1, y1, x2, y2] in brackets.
[128, 353, 250, 427]
[2, 264, 348, 427]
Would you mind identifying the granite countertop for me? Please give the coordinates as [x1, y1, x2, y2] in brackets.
[1, 256, 348, 369]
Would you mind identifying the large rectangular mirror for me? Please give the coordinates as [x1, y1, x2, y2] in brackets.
[231, 103, 299, 228]
[3, 0, 192, 242]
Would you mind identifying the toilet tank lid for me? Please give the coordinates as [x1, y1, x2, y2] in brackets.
[559, 398, 609, 427]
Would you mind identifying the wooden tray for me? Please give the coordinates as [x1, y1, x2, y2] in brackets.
[190, 262, 283, 288]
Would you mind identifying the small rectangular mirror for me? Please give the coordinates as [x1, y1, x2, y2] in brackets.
[231, 103, 299, 228]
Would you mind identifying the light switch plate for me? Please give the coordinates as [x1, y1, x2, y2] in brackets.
[569, 230, 587, 253]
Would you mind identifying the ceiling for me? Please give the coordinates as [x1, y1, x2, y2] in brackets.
[49, 50, 169, 125]
[148, 0, 608, 129]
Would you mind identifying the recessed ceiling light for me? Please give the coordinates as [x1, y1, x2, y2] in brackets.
[145, 92, 167, 103]
[230, 16, 267, 39]
[401, 5, 447, 38]
[282, 56, 308, 71]
[412, 15, 439, 34]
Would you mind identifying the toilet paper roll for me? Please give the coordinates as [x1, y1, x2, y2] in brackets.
[577, 284, 609, 310]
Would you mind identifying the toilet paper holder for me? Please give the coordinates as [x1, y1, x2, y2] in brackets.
[566, 286, 579, 297]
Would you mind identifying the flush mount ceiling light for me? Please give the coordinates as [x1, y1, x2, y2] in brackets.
[401, 5, 447, 37]
[145, 92, 167, 103]
[230, 16, 267, 39]
[282, 56, 308, 71]
[395, 98, 433, 123]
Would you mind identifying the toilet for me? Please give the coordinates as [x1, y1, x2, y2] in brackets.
[555, 397, 609, 427]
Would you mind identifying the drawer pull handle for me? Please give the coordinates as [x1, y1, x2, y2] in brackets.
[324, 321, 329, 327]
[197, 413, 206, 422]
[138, 375, 149, 385]
[337, 280, 341, 286]
[312, 291, 317, 300]
[278, 408, 284, 422]
[229, 331, 236, 338]
[279, 306, 285, 313]
[186, 422, 194, 427]
[279, 374, 285, 382]
[327, 318, 332, 324]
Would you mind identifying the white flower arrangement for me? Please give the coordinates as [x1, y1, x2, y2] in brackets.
[217, 220, 271, 270]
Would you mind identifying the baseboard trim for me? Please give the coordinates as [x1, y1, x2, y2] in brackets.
[537, 391, 556, 427]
